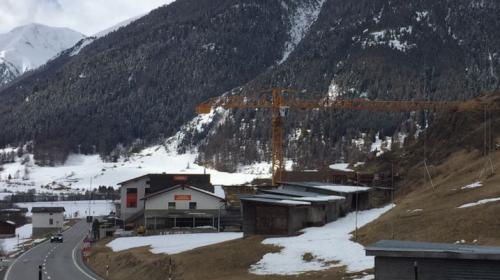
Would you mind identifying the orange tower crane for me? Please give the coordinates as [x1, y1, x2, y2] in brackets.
[196, 88, 500, 186]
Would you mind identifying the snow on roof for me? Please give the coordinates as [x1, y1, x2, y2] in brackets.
[328, 163, 354, 172]
[6, 220, 15, 225]
[240, 196, 311, 206]
[291, 196, 345, 202]
[283, 182, 371, 193]
[254, 193, 344, 203]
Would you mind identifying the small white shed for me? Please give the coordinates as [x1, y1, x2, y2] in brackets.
[31, 207, 65, 237]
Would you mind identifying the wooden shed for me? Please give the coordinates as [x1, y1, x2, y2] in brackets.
[0, 220, 16, 238]
[240, 196, 310, 236]
[366, 240, 500, 280]
[240, 192, 344, 236]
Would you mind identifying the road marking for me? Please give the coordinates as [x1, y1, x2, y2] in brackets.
[3, 238, 49, 280]
[72, 232, 99, 280]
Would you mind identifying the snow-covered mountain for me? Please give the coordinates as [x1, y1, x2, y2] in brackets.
[0, 23, 85, 85]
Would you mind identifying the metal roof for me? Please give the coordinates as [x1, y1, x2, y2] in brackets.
[239, 195, 311, 206]
[260, 188, 323, 197]
[366, 240, 500, 261]
[31, 207, 65, 213]
[254, 193, 344, 203]
[282, 181, 371, 193]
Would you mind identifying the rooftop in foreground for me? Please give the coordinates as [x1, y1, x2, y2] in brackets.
[366, 240, 500, 261]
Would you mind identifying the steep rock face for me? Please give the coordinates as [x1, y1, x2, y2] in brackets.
[0, 23, 84, 85]
[0, 0, 320, 158]
[197, 0, 500, 170]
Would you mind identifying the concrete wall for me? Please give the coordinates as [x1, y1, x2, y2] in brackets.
[120, 177, 148, 221]
[32, 212, 63, 229]
[145, 187, 224, 210]
[375, 256, 500, 280]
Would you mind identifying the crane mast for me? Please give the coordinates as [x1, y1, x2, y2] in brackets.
[197, 88, 500, 186]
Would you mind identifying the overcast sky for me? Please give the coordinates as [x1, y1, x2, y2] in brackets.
[0, 0, 175, 36]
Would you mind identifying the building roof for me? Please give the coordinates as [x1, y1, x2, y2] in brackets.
[31, 207, 65, 213]
[0, 220, 16, 226]
[366, 240, 500, 261]
[254, 193, 344, 203]
[282, 181, 371, 193]
[239, 195, 311, 206]
[260, 188, 323, 197]
[142, 185, 224, 201]
[118, 173, 211, 185]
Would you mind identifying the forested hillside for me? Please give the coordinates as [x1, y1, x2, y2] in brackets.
[0, 0, 499, 170]
[196, 0, 500, 170]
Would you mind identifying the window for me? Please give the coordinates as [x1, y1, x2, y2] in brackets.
[126, 188, 138, 208]
[49, 218, 53, 225]
[189, 202, 197, 210]
[168, 202, 176, 210]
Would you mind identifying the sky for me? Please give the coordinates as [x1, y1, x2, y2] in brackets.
[0, 0, 175, 36]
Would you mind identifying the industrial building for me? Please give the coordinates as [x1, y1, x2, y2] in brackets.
[366, 240, 500, 280]
[31, 207, 65, 237]
[240, 190, 345, 236]
[117, 173, 211, 223]
[142, 184, 225, 233]
[281, 182, 372, 213]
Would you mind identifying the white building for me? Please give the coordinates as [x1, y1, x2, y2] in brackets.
[31, 207, 65, 237]
[143, 185, 225, 232]
[118, 173, 212, 223]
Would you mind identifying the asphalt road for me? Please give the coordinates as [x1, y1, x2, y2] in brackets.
[4, 220, 102, 280]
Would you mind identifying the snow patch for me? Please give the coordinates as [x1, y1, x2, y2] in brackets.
[250, 204, 394, 275]
[458, 197, 500, 209]
[107, 232, 243, 254]
[15, 200, 114, 218]
[279, 0, 326, 64]
[460, 181, 482, 190]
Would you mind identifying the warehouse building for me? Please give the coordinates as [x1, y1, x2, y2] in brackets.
[240, 192, 345, 236]
[118, 173, 211, 223]
[31, 207, 65, 237]
[281, 181, 372, 213]
[142, 184, 225, 233]
[366, 240, 500, 280]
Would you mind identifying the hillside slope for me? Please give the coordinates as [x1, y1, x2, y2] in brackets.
[0, 0, 499, 171]
[357, 95, 500, 246]
[197, 0, 500, 170]
[0, 0, 322, 161]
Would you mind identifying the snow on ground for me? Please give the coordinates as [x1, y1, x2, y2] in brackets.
[250, 204, 394, 275]
[329, 163, 354, 172]
[458, 197, 500, 209]
[107, 232, 243, 255]
[460, 181, 482, 190]
[15, 200, 114, 218]
[0, 223, 32, 253]
[0, 145, 270, 195]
